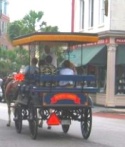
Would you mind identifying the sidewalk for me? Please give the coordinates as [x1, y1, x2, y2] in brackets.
[92, 105, 125, 119]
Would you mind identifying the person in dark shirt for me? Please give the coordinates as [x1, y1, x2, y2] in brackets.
[40, 55, 56, 75]
[42, 45, 57, 67]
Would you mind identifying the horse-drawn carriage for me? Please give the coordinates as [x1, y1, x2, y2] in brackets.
[7, 32, 99, 139]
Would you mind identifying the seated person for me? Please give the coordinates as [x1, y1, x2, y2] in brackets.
[59, 60, 75, 86]
[40, 55, 56, 86]
[39, 59, 46, 70]
[21, 57, 39, 75]
[42, 45, 57, 67]
[40, 55, 56, 75]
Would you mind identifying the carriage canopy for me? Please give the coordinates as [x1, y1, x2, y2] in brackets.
[12, 32, 98, 46]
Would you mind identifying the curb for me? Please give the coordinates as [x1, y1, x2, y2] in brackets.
[92, 106, 125, 114]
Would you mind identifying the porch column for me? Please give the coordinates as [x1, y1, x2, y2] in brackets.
[106, 38, 117, 107]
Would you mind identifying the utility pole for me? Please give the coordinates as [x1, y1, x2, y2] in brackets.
[71, 0, 75, 32]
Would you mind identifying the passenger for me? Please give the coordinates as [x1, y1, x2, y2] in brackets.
[39, 59, 46, 67]
[40, 55, 56, 75]
[39, 59, 46, 73]
[22, 57, 38, 75]
[42, 45, 57, 67]
[59, 60, 75, 86]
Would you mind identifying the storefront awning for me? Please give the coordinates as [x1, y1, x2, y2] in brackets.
[116, 45, 125, 65]
[65, 45, 106, 66]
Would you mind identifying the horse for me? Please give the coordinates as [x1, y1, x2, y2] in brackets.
[1, 76, 11, 102]
[3, 74, 19, 126]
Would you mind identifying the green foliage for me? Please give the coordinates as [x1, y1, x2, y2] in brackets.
[8, 10, 45, 40]
[7, 10, 60, 40]
[7, 20, 24, 40]
[22, 10, 44, 33]
[0, 47, 29, 76]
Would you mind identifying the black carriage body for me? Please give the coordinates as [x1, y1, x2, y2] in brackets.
[16, 74, 97, 119]
[21, 74, 97, 119]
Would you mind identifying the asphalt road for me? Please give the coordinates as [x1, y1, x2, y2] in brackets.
[0, 103, 125, 147]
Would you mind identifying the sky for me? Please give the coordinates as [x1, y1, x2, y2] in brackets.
[8, 0, 72, 32]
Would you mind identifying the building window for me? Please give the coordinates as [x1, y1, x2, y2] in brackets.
[115, 45, 125, 95]
[4, 1, 7, 15]
[0, 21, 2, 35]
[4, 22, 7, 33]
[1, 1, 7, 15]
[2, 21, 4, 33]
[0, 21, 1, 35]
[0, 0, 7, 15]
[99, 0, 104, 25]
[80, 0, 85, 30]
[88, 0, 94, 28]
[0, 21, 7, 34]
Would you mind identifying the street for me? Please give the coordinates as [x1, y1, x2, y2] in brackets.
[0, 103, 125, 147]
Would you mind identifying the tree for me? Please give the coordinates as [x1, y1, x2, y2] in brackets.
[7, 20, 25, 40]
[0, 47, 29, 76]
[22, 10, 45, 33]
[8, 10, 46, 40]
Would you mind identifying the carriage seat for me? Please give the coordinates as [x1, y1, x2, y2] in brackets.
[28, 74, 98, 93]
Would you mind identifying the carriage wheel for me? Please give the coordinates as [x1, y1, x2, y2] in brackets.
[29, 105, 38, 139]
[81, 108, 92, 139]
[14, 105, 22, 133]
[62, 125, 70, 133]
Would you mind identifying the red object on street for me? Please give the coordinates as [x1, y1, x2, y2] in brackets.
[47, 113, 61, 125]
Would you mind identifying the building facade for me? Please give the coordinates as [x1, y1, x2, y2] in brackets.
[0, 0, 12, 49]
[70, 0, 125, 107]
